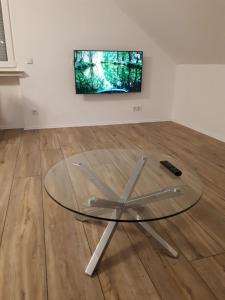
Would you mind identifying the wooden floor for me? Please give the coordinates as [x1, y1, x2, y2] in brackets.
[0, 122, 225, 300]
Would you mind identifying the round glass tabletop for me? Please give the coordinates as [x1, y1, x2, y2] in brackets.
[44, 149, 202, 222]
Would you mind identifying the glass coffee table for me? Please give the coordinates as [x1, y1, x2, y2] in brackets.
[45, 149, 202, 276]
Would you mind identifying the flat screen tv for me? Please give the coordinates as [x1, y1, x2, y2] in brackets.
[74, 50, 143, 94]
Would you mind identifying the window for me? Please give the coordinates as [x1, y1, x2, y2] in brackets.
[0, 0, 15, 67]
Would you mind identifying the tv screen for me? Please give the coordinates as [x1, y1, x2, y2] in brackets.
[74, 50, 143, 94]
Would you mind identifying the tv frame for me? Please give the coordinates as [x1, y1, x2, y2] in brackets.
[73, 49, 143, 95]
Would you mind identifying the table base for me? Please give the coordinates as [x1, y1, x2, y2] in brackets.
[73, 157, 178, 276]
[75, 213, 178, 276]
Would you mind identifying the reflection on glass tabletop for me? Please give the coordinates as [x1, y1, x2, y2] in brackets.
[44, 149, 202, 222]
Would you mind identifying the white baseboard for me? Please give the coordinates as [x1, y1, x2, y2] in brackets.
[173, 120, 225, 143]
[0, 124, 24, 129]
[2, 119, 224, 144]
[24, 118, 171, 130]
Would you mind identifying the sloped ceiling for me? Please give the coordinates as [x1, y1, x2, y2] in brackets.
[114, 0, 225, 63]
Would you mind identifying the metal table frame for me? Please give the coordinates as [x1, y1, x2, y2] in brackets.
[73, 157, 178, 276]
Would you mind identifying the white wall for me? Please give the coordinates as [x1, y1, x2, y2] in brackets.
[115, 0, 225, 64]
[1, 0, 225, 146]
[0, 77, 23, 128]
[173, 65, 225, 142]
[3, 0, 175, 129]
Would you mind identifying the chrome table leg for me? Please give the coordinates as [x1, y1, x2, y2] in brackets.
[85, 219, 118, 275]
[77, 157, 147, 276]
[128, 207, 178, 258]
[136, 222, 178, 257]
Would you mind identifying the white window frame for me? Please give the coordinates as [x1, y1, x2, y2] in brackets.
[0, 0, 16, 67]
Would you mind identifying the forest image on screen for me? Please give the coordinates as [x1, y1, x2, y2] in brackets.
[74, 50, 143, 94]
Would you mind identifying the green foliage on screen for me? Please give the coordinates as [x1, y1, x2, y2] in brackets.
[74, 50, 143, 94]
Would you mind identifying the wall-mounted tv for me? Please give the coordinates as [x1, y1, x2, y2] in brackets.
[74, 50, 143, 94]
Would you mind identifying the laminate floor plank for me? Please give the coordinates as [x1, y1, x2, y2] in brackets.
[160, 213, 224, 261]
[85, 221, 161, 300]
[124, 222, 217, 300]
[0, 144, 20, 238]
[89, 126, 121, 149]
[20, 130, 40, 152]
[3, 129, 23, 145]
[40, 128, 60, 150]
[0, 176, 47, 300]
[192, 253, 225, 300]
[41, 149, 104, 300]
[0, 130, 5, 146]
[188, 194, 225, 249]
[1, 122, 225, 299]
[15, 130, 41, 178]
[70, 127, 101, 151]
[55, 127, 79, 147]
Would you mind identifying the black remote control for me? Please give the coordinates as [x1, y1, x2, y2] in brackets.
[160, 160, 182, 176]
